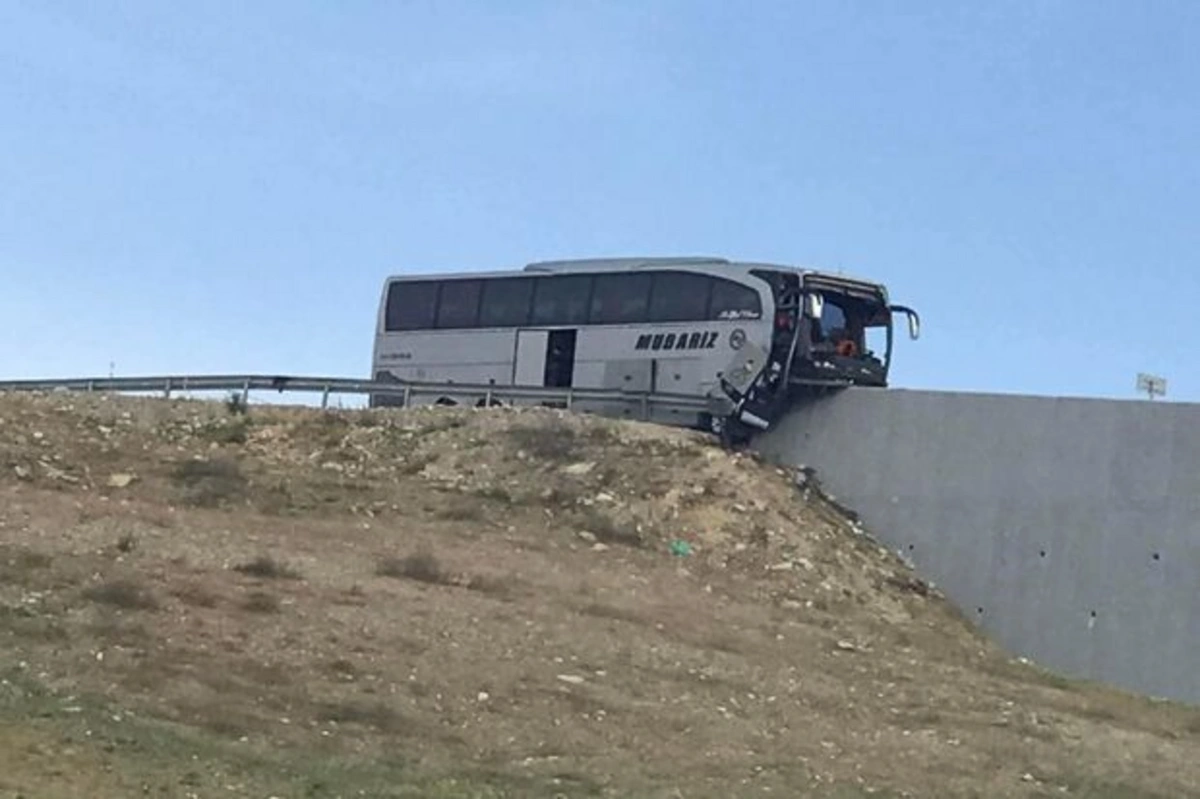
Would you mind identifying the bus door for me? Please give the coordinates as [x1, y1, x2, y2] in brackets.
[514, 329, 577, 388]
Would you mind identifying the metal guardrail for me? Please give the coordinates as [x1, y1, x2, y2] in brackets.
[0, 374, 718, 419]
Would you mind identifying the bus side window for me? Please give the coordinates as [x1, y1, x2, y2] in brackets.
[435, 279, 483, 329]
[590, 273, 651, 324]
[479, 277, 535, 328]
[709, 279, 762, 320]
[531, 275, 593, 326]
[385, 280, 439, 331]
[648, 272, 711, 322]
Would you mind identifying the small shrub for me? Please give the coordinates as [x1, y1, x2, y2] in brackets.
[232, 555, 301, 580]
[466, 573, 522, 600]
[225, 392, 248, 416]
[316, 700, 405, 732]
[115, 532, 138, 554]
[435, 501, 486, 521]
[376, 551, 446, 585]
[83, 579, 159, 611]
[505, 421, 579, 462]
[198, 416, 251, 445]
[242, 591, 280, 614]
[171, 457, 248, 507]
[172, 583, 219, 608]
[574, 508, 643, 547]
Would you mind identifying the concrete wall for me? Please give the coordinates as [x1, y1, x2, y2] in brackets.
[755, 387, 1200, 705]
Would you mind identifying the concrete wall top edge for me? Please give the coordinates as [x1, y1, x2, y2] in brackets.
[880, 386, 1196, 411]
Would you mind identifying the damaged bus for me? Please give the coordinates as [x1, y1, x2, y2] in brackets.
[370, 256, 919, 441]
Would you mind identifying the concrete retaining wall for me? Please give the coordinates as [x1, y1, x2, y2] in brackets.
[755, 387, 1200, 705]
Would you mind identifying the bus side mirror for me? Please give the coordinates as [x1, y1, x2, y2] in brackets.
[805, 293, 824, 319]
[890, 305, 920, 340]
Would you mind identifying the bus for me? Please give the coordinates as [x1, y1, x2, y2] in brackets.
[369, 256, 919, 440]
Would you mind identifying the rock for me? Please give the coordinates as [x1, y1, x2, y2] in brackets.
[577, 531, 598, 544]
[594, 492, 615, 503]
[767, 561, 795, 571]
[563, 462, 595, 476]
[592, 543, 609, 552]
[107, 473, 136, 488]
[13, 465, 31, 481]
[835, 640, 858, 652]
[556, 674, 585, 685]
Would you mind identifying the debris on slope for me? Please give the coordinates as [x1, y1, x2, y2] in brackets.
[0, 393, 935, 623]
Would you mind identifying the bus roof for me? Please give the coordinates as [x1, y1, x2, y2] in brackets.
[382, 256, 885, 290]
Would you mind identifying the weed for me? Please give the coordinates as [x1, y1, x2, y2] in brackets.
[171, 583, 220, 608]
[377, 551, 447, 585]
[116, 532, 138, 554]
[317, 700, 406, 733]
[436, 501, 486, 521]
[198, 416, 252, 445]
[171, 457, 248, 507]
[225, 391, 249, 416]
[505, 421, 579, 461]
[475, 484, 515, 504]
[242, 591, 281, 613]
[83, 579, 159, 611]
[466, 573, 522, 600]
[233, 555, 301, 580]
[574, 508, 643, 547]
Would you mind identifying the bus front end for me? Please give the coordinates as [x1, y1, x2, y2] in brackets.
[788, 272, 920, 390]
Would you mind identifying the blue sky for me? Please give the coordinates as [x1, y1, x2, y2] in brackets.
[2, 1, 1198, 402]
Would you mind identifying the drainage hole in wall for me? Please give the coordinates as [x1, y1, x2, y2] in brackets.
[1089, 610, 1097, 619]
[1039, 549, 1047, 558]
[976, 607, 984, 615]
[1152, 552, 1161, 561]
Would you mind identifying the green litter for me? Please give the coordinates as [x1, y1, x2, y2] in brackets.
[669, 540, 693, 557]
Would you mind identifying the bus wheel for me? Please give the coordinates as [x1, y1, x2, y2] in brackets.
[434, 396, 458, 407]
[475, 397, 505, 408]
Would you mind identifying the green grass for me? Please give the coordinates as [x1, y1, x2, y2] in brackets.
[0, 663, 602, 798]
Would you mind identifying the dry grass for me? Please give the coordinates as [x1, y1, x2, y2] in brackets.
[171, 457, 247, 507]
[3, 394, 1200, 799]
[232, 555, 301, 580]
[241, 591, 281, 614]
[82, 579, 159, 611]
[376, 551, 447, 584]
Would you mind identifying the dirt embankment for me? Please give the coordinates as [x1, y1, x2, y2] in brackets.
[1, 392, 1198, 799]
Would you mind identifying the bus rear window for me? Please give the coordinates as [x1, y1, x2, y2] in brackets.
[385, 281, 438, 331]
[710, 278, 762, 320]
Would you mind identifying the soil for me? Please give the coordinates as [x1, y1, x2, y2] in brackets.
[1, 391, 1198, 798]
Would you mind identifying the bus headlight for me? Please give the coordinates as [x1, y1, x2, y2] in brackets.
[729, 329, 746, 350]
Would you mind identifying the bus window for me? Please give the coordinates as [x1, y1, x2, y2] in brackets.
[435, 279, 483, 328]
[590, 273, 651, 324]
[710, 278, 762, 320]
[479, 277, 534, 327]
[648, 272, 711, 322]
[385, 280, 439, 331]
[531, 275, 593, 326]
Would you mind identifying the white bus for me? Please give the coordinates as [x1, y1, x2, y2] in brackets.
[370, 256, 919, 440]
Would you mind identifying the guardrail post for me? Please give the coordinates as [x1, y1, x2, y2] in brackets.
[321, 385, 330, 409]
[241, 381, 251, 407]
[403, 386, 411, 407]
[163, 379, 171, 399]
